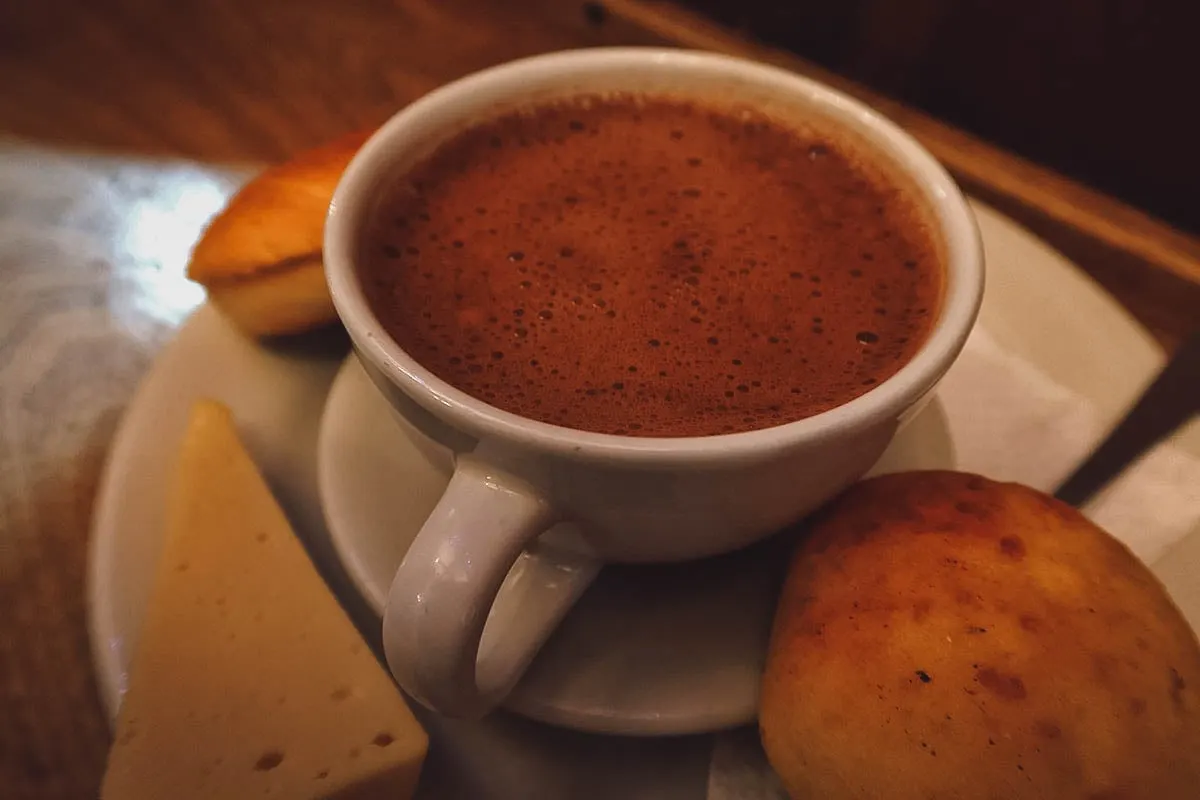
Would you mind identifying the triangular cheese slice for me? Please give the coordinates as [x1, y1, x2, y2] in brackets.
[102, 400, 427, 799]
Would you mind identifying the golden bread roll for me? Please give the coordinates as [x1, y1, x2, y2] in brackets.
[188, 130, 371, 337]
[760, 471, 1200, 800]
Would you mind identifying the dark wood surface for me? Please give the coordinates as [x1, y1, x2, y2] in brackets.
[1, 1, 1196, 797]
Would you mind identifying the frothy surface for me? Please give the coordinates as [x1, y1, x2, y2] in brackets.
[360, 95, 941, 437]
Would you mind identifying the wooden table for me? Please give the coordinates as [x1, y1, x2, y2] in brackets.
[1, 2, 1196, 797]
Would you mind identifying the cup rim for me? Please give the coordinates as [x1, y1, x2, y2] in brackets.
[326, 47, 984, 466]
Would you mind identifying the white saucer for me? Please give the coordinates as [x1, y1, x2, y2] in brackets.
[88, 200, 1200, 739]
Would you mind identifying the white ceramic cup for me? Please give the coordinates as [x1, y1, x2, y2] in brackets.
[325, 48, 984, 719]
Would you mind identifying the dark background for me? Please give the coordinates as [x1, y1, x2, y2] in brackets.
[684, 0, 1200, 236]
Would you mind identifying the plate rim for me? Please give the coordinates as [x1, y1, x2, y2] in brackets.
[87, 315, 185, 720]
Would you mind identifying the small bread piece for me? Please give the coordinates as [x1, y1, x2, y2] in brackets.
[760, 471, 1200, 800]
[188, 130, 371, 336]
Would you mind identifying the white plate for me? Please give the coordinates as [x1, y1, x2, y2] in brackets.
[88, 200, 1200, 736]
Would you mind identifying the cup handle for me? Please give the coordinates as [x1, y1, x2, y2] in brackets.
[382, 454, 599, 718]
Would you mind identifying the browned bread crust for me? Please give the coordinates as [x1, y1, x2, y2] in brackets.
[760, 471, 1200, 800]
[188, 130, 371, 336]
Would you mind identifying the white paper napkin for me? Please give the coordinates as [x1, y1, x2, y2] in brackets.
[939, 327, 1200, 564]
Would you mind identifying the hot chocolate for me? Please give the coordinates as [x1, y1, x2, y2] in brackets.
[360, 94, 941, 436]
